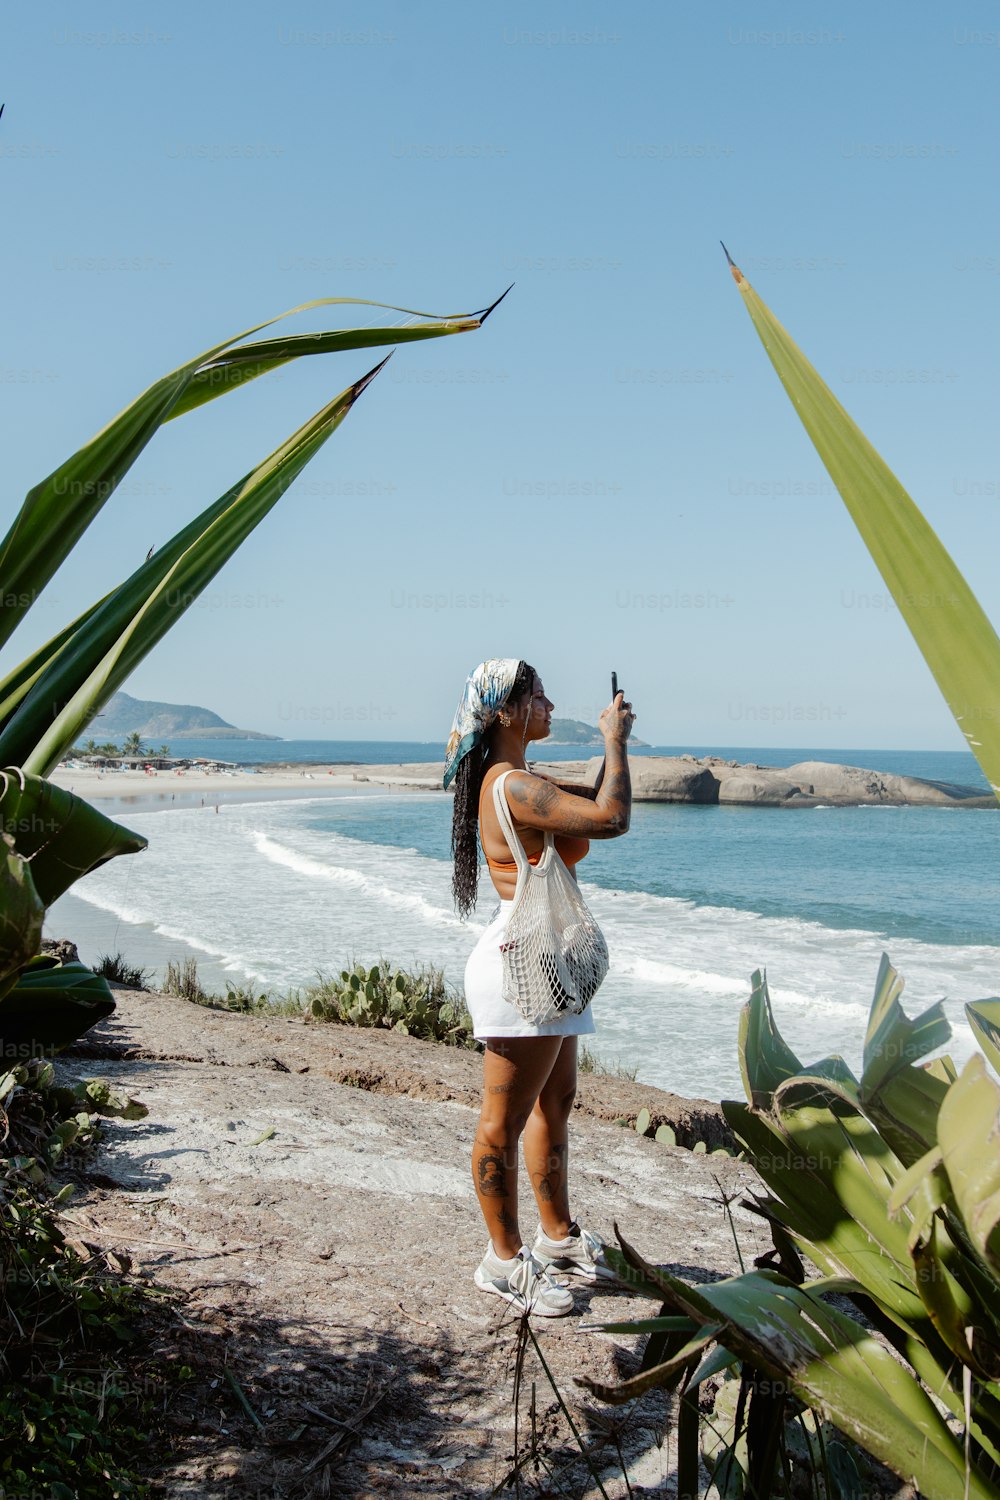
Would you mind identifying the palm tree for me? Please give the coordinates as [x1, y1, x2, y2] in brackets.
[122, 731, 144, 758]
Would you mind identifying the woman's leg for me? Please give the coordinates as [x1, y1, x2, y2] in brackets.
[473, 1036, 564, 1259]
[522, 1036, 577, 1240]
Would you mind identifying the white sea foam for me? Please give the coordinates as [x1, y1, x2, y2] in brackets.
[46, 796, 997, 1098]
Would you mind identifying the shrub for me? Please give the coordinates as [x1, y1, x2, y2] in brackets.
[0, 1060, 158, 1498]
[578, 1044, 639, 1081]
[306, 961, 477, 1048]
[95, 952, 152, 989]
[162, 957, 211, 1006]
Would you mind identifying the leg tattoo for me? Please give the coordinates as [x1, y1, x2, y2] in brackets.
[478, 1152, 507, 1197]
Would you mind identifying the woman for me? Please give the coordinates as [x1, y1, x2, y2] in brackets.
[445, 659, 634, 1316]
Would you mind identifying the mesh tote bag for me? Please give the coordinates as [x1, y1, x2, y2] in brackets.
[491, 770, 610, 1025]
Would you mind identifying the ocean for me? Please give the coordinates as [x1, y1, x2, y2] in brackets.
[46, 742, 1000, 1100]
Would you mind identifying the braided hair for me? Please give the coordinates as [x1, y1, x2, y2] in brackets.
[450, 659, 535, 918]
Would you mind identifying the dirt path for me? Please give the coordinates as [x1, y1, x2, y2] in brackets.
[57, 989, 767, 1497]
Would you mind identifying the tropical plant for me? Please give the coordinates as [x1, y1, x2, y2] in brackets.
[583, 961, 1000, 1499]
[0, 771, 146, 1053]
[582, 259, 1000, 1496]
[0, 291, 502, 1056]
[721, 244, 1000, 802]
[0, 292, 503, 778]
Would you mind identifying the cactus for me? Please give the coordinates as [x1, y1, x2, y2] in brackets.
[303, 959, 476, 1048]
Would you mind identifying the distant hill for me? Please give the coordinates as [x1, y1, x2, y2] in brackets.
[89, 692, 279, 741]
[548, 716, 649, 747]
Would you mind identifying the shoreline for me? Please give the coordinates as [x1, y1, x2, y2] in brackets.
[51, 750, 996, 811]
[48, 763, 448, 814]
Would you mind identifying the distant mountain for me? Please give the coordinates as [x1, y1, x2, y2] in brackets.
[547, 716, 649, 748]
[89, 692, 279, 741]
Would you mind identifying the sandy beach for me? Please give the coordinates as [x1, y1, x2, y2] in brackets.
[49, 761, 458, 813]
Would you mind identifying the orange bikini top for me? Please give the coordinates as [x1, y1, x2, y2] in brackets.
[480, 769, 590, 871]
[485, 834, 590, 872]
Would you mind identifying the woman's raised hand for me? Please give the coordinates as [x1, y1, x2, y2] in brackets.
[599, 691, 635, 743]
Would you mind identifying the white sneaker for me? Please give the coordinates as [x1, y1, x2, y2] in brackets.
[532, 1222, 620, 1283]
[473, 1243, 575, 1317]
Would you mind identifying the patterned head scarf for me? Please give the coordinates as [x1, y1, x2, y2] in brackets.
[443, 658, 523, 789]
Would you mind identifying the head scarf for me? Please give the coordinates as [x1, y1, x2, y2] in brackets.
[443, 657, 523, 789]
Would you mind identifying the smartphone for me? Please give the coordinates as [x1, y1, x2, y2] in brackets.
[611, 671, 619, 699]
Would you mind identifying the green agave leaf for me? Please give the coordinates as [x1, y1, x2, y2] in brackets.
[738, 967, 803, 1107]
[861, 953, 951, 1097]
[725, 248, 1000, 799]
[0, 958, 116, 1055]
[888, 1141, 1000, 1376]
[826, 1441, 864, 1500]
[598, 1240, 670, 1299]
[909, 1216, 1000, 1381]
[0, 767, 146, 905]
[0, 596, 109, 733]
[3, 360, 385, 775]
[887, 1144, 946, 1222]
[724, 1097, 932, 1328]
[0, 291, 504, 650]
[0, 833, 44, 999]
[938, 1055, 1000, 1273]
[584, 1315, 696, 1335]
[866, 1062, 952, 1168]
[659, 1260, 995, 1500]
[925, 1054, 959, 1085]
[688, 1342, 740, 1386]
[578, 1325, 723, 1405]
[170, 307, 504, 419]
[967, 999, 1000, 1079]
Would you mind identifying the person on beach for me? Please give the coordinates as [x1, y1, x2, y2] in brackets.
[445, 659, 634, 1317]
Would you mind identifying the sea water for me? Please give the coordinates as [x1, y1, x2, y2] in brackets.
[46, 744, 1000, 1099]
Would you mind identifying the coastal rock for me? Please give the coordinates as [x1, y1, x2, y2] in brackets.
[716, 773, 805, 806]
[782, 760, 990, 806]
[596, 758, 718, 803]
[565, 754, 994, 808]
[40, 937, 80, 964]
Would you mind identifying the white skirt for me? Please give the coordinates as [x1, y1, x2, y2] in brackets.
[464, 900, 598, 1040]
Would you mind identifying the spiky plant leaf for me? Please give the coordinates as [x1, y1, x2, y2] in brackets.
[2, 361, 384, 775]
[967, 1000, 1000, 1079]
[0, 768, 145, 905]
[725, 248, 1000, 799]
[0, 294, 502, 649]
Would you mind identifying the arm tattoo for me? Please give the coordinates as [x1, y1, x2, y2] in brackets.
[527, 780, 559, 815]
[508, 769, 626, 835]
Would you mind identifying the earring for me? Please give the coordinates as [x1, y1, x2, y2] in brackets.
[497, 710, 512, 728]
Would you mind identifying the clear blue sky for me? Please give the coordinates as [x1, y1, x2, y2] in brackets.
[5, 1, 1000, 748]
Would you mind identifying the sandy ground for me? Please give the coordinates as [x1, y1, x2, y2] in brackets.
[50, 762, 453, 807]
[48, 760, 590, 813]
[56, 987, 767, 1498]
